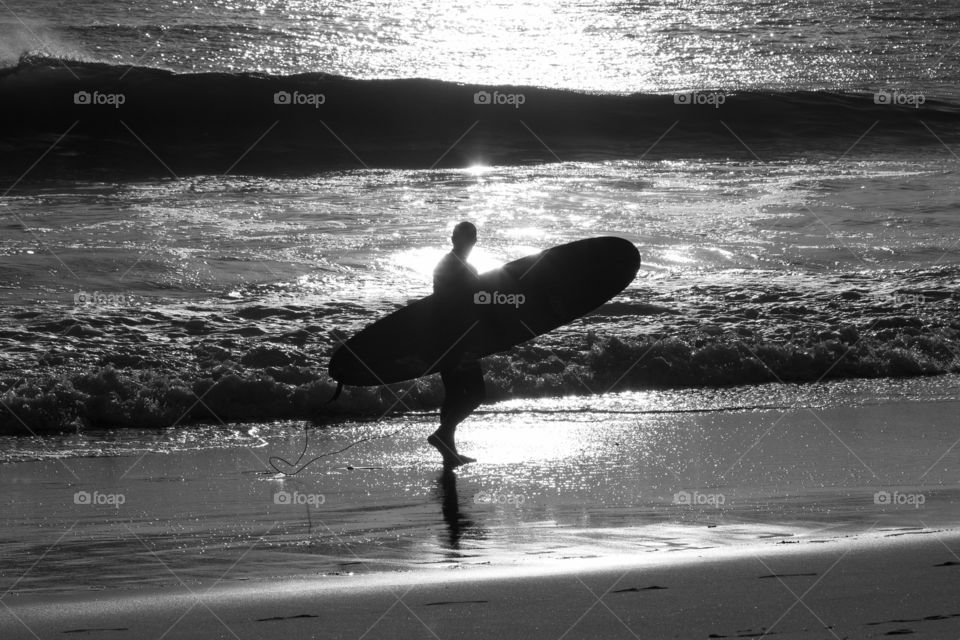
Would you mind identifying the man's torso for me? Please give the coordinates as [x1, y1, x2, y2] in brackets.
[433, 252, 478, 295]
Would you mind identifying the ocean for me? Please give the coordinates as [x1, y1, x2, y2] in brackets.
[2, 0, 959, 439]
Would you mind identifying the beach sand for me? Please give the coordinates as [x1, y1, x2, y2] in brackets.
[2, 529, 959, 639]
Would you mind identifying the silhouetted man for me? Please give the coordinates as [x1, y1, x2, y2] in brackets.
[428, 221, 484, 468]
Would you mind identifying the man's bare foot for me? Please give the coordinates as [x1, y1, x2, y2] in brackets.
[428, 433, 476, 468]
[446, 453, 476, 468]
[427, 432, 456, 456]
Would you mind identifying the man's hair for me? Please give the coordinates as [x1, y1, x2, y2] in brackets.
[452, 221, 477, 245]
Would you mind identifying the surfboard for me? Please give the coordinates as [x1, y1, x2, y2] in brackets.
[328, 236, 640, 386]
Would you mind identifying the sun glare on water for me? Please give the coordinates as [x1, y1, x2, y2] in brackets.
[391, 246, 509, 281]
[464, 164, 493, 176]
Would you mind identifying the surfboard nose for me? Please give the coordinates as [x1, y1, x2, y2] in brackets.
[601, 236, 641, 272]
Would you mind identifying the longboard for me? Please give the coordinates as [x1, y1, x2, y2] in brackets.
[329, 236, 641, 385]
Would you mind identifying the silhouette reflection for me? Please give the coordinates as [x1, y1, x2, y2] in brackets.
[435, 469, 485, 551]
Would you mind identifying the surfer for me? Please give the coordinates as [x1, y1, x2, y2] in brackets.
[428, 221, 485, 468]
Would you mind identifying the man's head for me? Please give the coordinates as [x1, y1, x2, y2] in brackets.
[451, 221, 477, 254]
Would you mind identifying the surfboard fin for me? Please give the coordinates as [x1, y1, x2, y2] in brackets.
[325, 381, 343, 405]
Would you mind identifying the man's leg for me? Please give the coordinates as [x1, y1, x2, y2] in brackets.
[436, 367, 461, 441]
[438, 368, 457, 433]
[429, 364, 481, 466]
[463, 361, 485, 414]
[445, 361, 484, 426]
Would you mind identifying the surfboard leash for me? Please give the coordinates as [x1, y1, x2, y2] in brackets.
[267, 419, 418, 476]
[268, 381, 420, 476]
[268, 382, 343, 476]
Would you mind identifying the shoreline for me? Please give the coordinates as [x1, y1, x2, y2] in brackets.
[2, 282, 958, 434]
[3, 373, 958, 458]
[3, 527, 959, 639]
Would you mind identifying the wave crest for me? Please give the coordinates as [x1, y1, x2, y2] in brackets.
[3, 57, 959, 178]
[2, 328, 957, 434]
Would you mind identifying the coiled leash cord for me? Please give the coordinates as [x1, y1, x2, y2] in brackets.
[267, 382, 419, 476]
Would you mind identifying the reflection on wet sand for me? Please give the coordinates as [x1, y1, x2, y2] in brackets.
[435, 470, 485, 553]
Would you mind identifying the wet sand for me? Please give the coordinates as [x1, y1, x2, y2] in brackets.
[2, 384, 959, 636]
